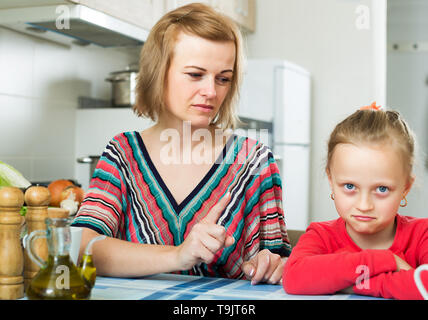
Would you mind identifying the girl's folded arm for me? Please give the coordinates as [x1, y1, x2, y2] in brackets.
[352, 268, 428, 300]
[353, 235, 428, 300]
[282, 228, 397, 295]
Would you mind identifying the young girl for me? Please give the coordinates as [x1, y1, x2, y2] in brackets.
[282, 103, 428, 299]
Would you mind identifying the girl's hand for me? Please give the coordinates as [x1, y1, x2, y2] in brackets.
[241, 249, 287, 285]
[393, 254, 413, 271]
[339, 255, 412, 294]
[176, 193, 234, 271]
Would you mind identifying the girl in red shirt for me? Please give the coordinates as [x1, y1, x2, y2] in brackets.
[283, 103, 428, 299]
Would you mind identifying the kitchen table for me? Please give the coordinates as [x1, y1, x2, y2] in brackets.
[91, 273, 383, 300]
[15, 273, 394, 319]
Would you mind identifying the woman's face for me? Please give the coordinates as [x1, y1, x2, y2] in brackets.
[162, 32, 236, 129]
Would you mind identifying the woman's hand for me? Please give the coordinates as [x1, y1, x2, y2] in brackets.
[175, 193, 234, 271]
[241, 249, 287, 285]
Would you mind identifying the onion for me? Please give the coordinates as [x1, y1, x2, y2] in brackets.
[47, 179, 74, 207]
[60, 185, 85, 205]
[60, 193, 79, 216]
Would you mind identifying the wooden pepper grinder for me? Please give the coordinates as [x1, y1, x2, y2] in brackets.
[23, 186, 50, 289]
[0, 186, 25, 300]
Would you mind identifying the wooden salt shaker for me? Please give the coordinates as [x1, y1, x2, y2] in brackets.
[23, 186, 50, 288]
[0, 187, 25, 300]
[47, 207, 69, 219]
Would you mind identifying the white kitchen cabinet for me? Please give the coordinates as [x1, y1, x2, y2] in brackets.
[68, 0, 165, 30]
[215, 0, 255, 32]
[0, 0, 255, 32]
[0, 0, 165, 31]
[164, 0, 255, 32]
[0, 1, 64, 8]
[165, 0, 212, 9]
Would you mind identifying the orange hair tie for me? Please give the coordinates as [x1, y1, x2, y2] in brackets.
[360, 102, 382, 111]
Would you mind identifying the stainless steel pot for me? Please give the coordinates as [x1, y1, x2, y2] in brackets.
[105, 69, 138, 107]
[77, 156, 100, 182]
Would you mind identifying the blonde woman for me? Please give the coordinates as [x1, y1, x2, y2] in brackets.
[73, 3, 291, 284]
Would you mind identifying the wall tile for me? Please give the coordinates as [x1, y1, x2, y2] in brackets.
[0, 94, 34, 156]
[1, 26, 136, 184]
[32, 156, 75, 181]
[30, 98, 76, 157]
[0, 28, 34, 97]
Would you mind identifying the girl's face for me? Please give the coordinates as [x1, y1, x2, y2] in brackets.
[327, 142, 414, 242]
[162, 32, 236, 129]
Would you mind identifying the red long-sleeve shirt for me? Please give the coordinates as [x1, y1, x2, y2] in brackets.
[282, 215, 428, 299]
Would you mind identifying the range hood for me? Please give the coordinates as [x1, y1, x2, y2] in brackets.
[0, 5, 149, 47]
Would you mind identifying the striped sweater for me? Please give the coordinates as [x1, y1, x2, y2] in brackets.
[72, 131, 291, 278]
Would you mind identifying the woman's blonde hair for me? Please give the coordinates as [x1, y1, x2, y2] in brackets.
[134, 2, 244, 130]
[326, 109, 416, 178]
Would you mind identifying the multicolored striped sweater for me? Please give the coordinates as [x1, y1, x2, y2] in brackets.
[72, 131, 291, 279]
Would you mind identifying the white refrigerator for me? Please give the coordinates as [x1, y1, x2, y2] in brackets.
[238, 59, 311, 231]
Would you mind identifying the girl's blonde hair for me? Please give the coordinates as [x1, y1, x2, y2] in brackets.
[326, 109, 416, 178]
[134, 2, 244, 130]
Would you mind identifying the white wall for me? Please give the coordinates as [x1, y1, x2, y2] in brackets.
[245, 0, 387, 223]
[387, 0, 428, 218]
[0, 26, 136, 183]
[2, 1, 403, 225]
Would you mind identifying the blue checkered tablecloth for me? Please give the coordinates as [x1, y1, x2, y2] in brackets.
[91, 273, 383, 300]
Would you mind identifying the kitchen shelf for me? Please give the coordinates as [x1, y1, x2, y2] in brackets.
[78, 96, 131, 109]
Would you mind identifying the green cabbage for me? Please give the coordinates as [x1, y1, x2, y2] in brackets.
[0, 160, 31, 189]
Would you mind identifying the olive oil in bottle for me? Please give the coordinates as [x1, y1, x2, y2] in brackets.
[25, 218, 91, 300]
[26, 254, 91, 300]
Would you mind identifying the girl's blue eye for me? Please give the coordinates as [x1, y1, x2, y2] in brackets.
[344, 183, 355, 190]
[377, 186, 389, 193]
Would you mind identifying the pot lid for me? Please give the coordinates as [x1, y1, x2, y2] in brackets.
[106, 69, 138, 82]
